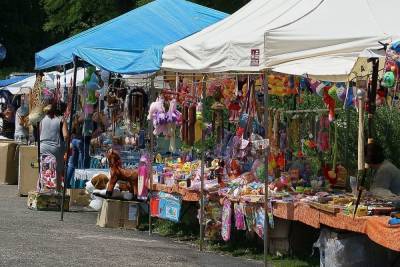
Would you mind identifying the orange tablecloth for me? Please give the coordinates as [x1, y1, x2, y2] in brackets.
[150, 185, 400, 251]
[151, 184, 200, 202]
[273, 202, 400, 252]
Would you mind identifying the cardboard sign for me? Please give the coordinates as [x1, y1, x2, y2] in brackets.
[157, 192, 182, 223]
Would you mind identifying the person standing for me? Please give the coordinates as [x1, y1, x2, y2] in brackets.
[366, 142, 400, 196]
[0, 105, 15, 139]
[39, 103, 68, 192]
[14, 104, 29, 144]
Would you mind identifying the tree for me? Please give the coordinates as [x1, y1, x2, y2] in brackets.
[40, 0, 136, 37]
[0, 0, 49, 73]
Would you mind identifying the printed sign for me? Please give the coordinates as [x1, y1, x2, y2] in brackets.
[250, 49, 260, 66]
[128, 204, 138, 221]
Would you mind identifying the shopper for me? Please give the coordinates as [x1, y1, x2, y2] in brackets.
[39, 103, 68, 192]
[0, 104, 15, 139]
[14, 104, 29, 144]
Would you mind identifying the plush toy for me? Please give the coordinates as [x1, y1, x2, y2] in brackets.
[86, 73, 99, 105]
[137, 154, 151, 200]
[228, 159, 241, 178]
[228, 97, 241, 122]
[317, 116, 330, 152]
[91, 173, 109, 190]
[194, 103, 203, 143]
[382, 67, 396, 88]
[166, 99, 181, 152]
[147, 97, 168, 136]
[323, 88, 336, 122]
[106, 149, 138, 198]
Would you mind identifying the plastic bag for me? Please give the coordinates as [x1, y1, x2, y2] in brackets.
[313, 228, 370, 267]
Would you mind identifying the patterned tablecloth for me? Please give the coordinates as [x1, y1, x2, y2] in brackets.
[70, 169, 109, 189]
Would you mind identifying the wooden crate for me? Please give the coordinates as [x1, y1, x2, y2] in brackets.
[0, 141, 18, 185]
[18, 145, 38, 196]
[27, 191, 70, 211]
[67, 189, 90, 209]
[97, 199, 141, 230]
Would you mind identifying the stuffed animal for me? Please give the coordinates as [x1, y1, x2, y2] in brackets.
[91, 173, 109, 190]
[106, 149, 138, 197]
[147, 97, 168, 136]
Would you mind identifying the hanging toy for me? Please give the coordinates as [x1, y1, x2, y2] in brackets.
[86, 73, 99, 105]
[187, 103, 196, 146]
[147, 97, 168, 136]
[376, 87, 386, 106]
[279, 127, 287, 152]
[317, 115, 330, 152]
[327, 122, 338, 187]
[137, 154, 151, 200]
[181, 103, 189, 144]
[211, 101, 226, 144]
[221, 199, 232, 241]
[335, 83, 347, 102]
[323, 88, 336, 122]
[382, 65, 396, 88]
[166, 98, 181, 152]
[194, 102, 203, 143]
[132, 90, 144, 124]
[328, 84, 338, 101]
[228, 97, 241, 123]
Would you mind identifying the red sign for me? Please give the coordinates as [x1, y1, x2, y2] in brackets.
[250, 49, 260, 66]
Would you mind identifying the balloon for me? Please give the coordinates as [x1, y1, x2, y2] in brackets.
[382, 71, 395, 88]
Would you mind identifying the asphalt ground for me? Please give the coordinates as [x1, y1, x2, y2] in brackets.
[0, 185, 263, 267]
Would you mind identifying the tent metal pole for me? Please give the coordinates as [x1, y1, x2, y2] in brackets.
[354, 57, 379, 218]
[263, 71, 269, 267]
[199, 75, 206, 251]
[63, 65, 67, 102]
[149, 76, 155, 236]
[60, 56, 78, 221]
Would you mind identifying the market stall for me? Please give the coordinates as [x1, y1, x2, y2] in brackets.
[31, 0, 227, 221]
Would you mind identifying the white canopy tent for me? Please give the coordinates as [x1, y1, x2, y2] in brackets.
[162, 0, 323, 73]
[264, 0, 400, 81]
[271, 49, 387, 82]
[163, 0, 399, 81]
[4, 68, 85, 95]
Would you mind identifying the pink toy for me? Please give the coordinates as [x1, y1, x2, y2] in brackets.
[317, 116, 330, 152]
[137, 154, 151, 200]
[234, 203, 246, 230]
[221, 199, 232, 241]
[147, 97, 169, 136]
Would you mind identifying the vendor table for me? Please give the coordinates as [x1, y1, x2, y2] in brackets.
[151, 184, 400, 252]
[70, 169, 109, 189]
[273, 202, 400, 252]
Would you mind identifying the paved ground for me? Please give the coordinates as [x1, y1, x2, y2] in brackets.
[0, 185, 262, 267]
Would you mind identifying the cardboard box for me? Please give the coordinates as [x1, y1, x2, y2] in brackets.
[0, 141, 18, 184]
[97, 199, 141, 229]
[67, 189, 90, 208]
[27, 191, 70, 211]
[18, 145, 39, 196]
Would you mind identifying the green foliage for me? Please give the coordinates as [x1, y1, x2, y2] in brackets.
[40, 0, 136, 36]
[1, 0, 249, 75]
[0, 0, 49, 71]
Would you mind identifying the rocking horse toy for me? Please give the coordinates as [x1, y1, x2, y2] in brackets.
[106, 149, 138, 198]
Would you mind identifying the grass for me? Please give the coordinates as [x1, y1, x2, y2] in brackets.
[143, 218, 319, 267]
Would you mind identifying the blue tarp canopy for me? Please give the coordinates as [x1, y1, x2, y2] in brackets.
[0, 75, 31, 87]
[35, 0, 227, 74]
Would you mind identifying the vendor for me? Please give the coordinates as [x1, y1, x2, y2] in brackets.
[366, 142, 400, 196]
